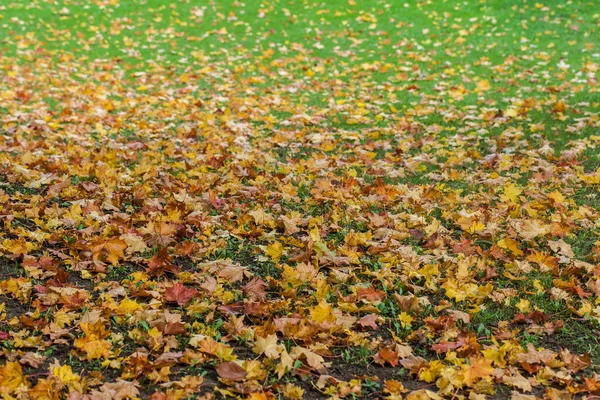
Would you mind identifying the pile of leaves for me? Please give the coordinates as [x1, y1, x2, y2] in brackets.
[0, 0, 599, 399]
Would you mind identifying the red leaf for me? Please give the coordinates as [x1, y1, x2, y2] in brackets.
[373, 347, 398, 367]
[164, 282, 196, 306]
[162, 322, 186, 335]
[357, 314, 378, 330]
[243, 277, 268, 301]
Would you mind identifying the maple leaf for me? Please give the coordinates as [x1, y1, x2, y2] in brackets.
[289, 346, 325, 371]
[0, 361, 29, 391]
[243, 277, 268, 301]
[356, 286, 386, 302]
[518, 220, 548, 241]
[52, 363, 81, 390]
[146, 247, 177, 276]
[79, 340, 112, 360]
[164, 282, 197, 306]
[357, 313, 378, 329]
[249, 208, 269, 225]
[117, 297, 143, 315]
[460, 357, 494, 386]
[266, 241, 283, 262]
[122, 234, 148, 254]
[309, 301, 336, 324]
[89, 238, 127, 266]
[501, 183, 522, 203]
[516, 343, 558, 366]
[19, 352, 46, 368]
[89, 379, 140, 400]
[163, 321, 186, 335]
[561, 349, 591, 373]
[276, 350, 294, 379]
[502, 371, 532, 392]
[216, 361, 247, 381]
[280, 215, 300, 235]
[373, 347, 399, 367]
[497, 237, 524, 257]
[253, 334, 280, 358]
[399, 311, 414, 329]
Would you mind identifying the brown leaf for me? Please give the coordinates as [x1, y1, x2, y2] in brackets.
[400, 356, 428, 375]
[561, 349, 591, 373]
[19, 352, 47, 368]
[394, 293, 420, 312]
[162, 322, 186, 335]
[216, 362, 247, 381]
[146, 248, 176, 276]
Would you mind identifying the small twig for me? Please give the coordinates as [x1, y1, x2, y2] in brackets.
[27, 372, 50, 377]
[450, 388, 460, 400]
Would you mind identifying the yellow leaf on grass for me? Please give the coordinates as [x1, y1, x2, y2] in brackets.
[497, 237, 524, 256]
[104, 238, 128, 265]
[266, 241, 283, 262]
[502, 183, 522, 203]
[399, 312, 414, 329]
[515, 299, 531, 313]
[310, 301, 336, 324]
[117, 297, 143, 316]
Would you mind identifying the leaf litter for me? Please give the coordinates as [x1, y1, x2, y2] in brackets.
[0, 0, 599, 399]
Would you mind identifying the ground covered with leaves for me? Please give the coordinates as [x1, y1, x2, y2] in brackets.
[0, 0, 599, 399]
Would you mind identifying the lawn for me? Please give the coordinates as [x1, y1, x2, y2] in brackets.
[0, 0, 599, 398]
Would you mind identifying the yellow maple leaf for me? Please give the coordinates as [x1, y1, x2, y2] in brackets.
[466, 221, 485, 234]
[52, 364, 82, 391]
[89, 238, 127, 265]
[116, 297, 143, 316]
[399, 312, 414, 329]
[266, 241, 283, 262]
[460, 357, 494, 386]
[418, 360, 444, 383]
[290, 346, 325, 370]
[497, 237, 524, 256]
[52, 364, 80, 383]
[476, 79, 491, 91]
[79, 340, 112, 360]
[515, 299, 531, 313]
[253, 334, 280, 359]
[547, 190, 565, 205]
[0, 361, 29, 391]
[501, 183, 522, 203]
[122, 234, 148, 254]
[282, 383, 304, 400]
[482, 346, 507, 368]
[310, 301, 336, 324]
[276, 349, 294, 379]
[104, 238, 128, 265]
